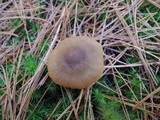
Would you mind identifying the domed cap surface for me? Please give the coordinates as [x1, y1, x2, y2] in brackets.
[47, 36, 104, 89]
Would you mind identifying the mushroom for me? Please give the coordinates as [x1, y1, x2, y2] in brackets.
[47, 36, 104, 89]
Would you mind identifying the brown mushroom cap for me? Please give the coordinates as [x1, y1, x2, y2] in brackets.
[47, 36, 104, 89]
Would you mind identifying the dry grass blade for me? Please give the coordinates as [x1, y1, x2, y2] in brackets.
[65, 88, 79, 120]
[47, 99, 62, 120]
[113, 5, 155, 90]
[133, 86, 160, 110]
[0, 0, 160, 119]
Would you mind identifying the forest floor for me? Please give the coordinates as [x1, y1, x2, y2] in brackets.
[0, 0, 160, 120]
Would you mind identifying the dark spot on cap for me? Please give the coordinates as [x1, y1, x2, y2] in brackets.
[63, 47, 86, 67]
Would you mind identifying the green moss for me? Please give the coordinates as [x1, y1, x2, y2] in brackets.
[93, 88, 124, 120]
[26, 102, 46, 120]
[11, 18, 22, 29]
[39, 41, 49, 57]
[139, 1, 160, 22]
[23, 55, 39, 75]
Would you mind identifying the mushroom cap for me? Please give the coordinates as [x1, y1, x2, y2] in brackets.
[47, 36, 104, 89]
